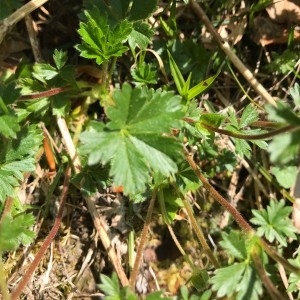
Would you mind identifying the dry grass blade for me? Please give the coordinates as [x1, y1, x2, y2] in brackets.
[56, 117, 129, 287]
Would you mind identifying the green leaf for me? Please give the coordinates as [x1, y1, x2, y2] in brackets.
[0, 115, 20, 138]
[288, 254, 300, 296]
[268, 131, 300, 164]
[266, 101, 300, 125]
[187, 72, 219, 101]
[32, 64, 58, 83]
[290, 83, 300, 107]
[51, 93, 70, 117]
[199, 113, 225, 127]
[72, 164, 109, 196]
[250, 199, 297, 246]
[53, 49, 68, 70]
[168, 50, 185, 95]
[99, 273, 121, 299]
[128, 21, 154, 50]
[129, 0, 158, 21]
[239, 104, 259, 128]
[80, 83, 184, 195]
[233, 135, 252, 158]
[131, 62, 157, 86]
[110, 136, 150, 194]
[0, 211, 35, 252]
[176, 161, 201, 193]
[210, 263, 262, 300]
[76, 9, 132, 65]
[219, 231, 248, 260]
[0, 82, 21, 106]
[271, 165, 298, 188]
[130, 135, 178, 176]
[210, 263, 246, 297]
[80, 130, 122, 165]
[0, 124, 43, 202]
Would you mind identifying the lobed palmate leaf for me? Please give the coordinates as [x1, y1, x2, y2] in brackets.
[80, 83, 184, 195]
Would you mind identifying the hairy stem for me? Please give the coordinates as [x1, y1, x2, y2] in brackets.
[184, 147, 253, 233]
[202, 123, 298, 140]
[11, 166, 71, 299]
[184, 147, 300, 275]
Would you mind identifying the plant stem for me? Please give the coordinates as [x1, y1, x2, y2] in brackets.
[184, 147, 300, 275]
[202, 123, 298, 140]
[129, 189, 157, 289]
[184, 146, 254, 233]
[11, 166, 71, 299]
[251, 248, 284, 300]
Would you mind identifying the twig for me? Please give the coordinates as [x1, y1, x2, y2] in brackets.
[0, 0, 49, 45]
[189, 0, 277, 107]
[24, 14, 43, 62]
[129, 190, 157, 289]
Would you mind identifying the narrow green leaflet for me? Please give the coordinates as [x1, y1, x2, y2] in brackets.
[187, 72, 219, 101]
[80, 83, 184, 195]
[168, 50, 185, 95]
[250, 199, 297, 246]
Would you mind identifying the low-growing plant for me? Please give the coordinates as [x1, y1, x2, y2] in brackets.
[1, 0, 300, 299]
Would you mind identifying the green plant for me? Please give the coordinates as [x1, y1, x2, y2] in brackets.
[2, 1, 300, 299]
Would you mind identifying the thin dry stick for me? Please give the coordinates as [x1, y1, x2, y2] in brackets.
[189, 0, 277, 107]
[129, 190, 157, 289]
[56, 117, 129, 286]
[0, 0, 49, 44]
[11, 166, 72, 300]
[24, 14, 43, 62]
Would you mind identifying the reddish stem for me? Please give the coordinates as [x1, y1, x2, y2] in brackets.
[19, 87, 70, 100]
[11, 166, 71, 299]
